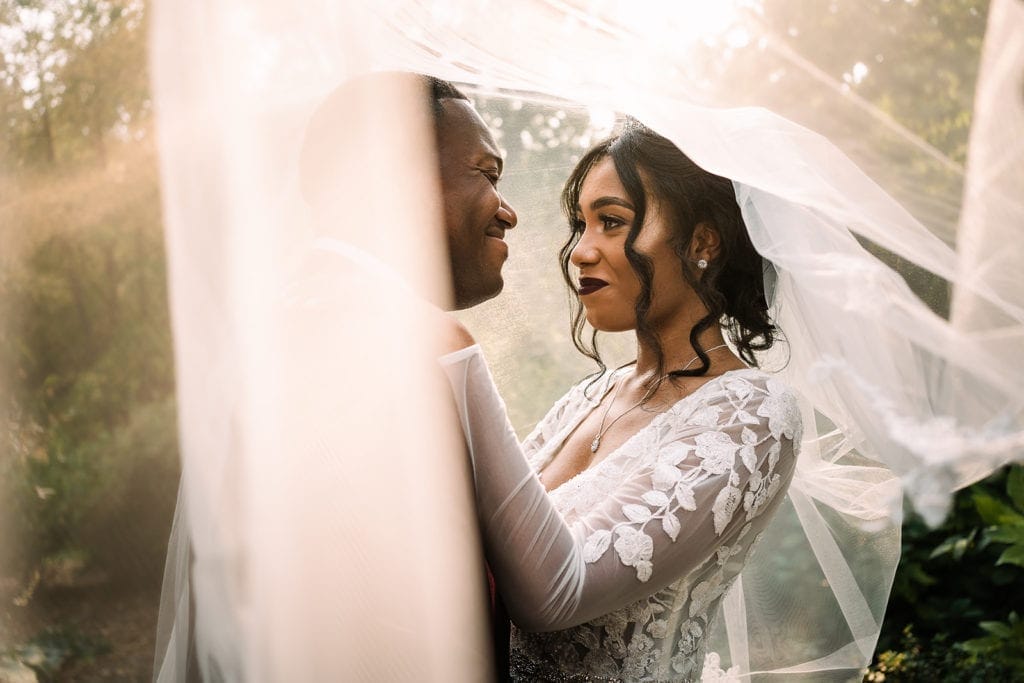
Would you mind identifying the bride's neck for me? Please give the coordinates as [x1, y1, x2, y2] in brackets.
[632, 322, 730, 379]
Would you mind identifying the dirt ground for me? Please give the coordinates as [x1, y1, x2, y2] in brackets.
[1, 581, 160, 682]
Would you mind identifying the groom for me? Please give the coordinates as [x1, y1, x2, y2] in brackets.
[425, 75, 518, 681]
[303, 73, 518, 678]
[379, 73, 519, 679]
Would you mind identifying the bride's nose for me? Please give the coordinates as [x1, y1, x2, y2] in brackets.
[570, 229, 599, 267]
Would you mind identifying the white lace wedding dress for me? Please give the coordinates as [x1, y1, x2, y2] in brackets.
[441, 344, 803, 682]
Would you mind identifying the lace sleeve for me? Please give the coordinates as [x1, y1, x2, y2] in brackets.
[440, 345, 800, 633]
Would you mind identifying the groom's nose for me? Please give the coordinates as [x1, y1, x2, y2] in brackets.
[497, 195, 517, 230]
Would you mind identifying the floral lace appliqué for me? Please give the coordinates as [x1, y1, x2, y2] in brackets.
[512, 369, 801, 682]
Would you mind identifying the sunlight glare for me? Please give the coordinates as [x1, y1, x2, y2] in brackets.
[592, 0, 744, 47]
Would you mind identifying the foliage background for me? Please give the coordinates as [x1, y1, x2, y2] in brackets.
[0, 0, 1020, 679]
[1, 1, 178, 678]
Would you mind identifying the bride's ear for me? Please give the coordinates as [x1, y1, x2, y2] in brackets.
[689, 222, 722, 264]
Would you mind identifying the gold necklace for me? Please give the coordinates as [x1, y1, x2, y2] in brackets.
[590, 343, 730, 454]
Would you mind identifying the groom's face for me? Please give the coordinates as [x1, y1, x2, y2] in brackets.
[436, 99, 518, 310]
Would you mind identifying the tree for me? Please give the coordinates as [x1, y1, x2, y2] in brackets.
[0, 0, 145, 169]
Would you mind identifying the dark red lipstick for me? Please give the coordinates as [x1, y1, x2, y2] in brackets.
[578, 277, 608, 296]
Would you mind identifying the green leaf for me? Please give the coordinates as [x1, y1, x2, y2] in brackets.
[978, 620, 1014, 638]
[929, 537, 956, 559]
[986, 525, 1024, 545]
[973, 492, 1024, 526]
[929, 530, 977, 560]
[907, 564, 937, 586]
[995, 545, 1024, 568]
[1009, 466, 1024, 513]
[961, 636, 1001, 654]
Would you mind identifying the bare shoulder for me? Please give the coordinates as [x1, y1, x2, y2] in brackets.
[438, 314, 476, 354]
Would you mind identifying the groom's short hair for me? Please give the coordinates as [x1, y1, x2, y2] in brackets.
[299, 73, 468, 206]
[426, 76, 469, 121]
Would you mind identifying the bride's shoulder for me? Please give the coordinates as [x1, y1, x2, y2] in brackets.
[716, 367, 794, 394]
[713, 368, 803, 443]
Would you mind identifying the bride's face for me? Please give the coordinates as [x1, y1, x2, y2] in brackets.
[570, 157, 692, 332]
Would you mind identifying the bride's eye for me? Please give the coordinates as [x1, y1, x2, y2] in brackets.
[571, 216, 586, 232]
[600, 214, 625, 231]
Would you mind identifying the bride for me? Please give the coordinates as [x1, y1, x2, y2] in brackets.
[441, 121, 802, 681]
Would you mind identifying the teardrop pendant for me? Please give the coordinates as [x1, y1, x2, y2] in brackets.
[590, 435, 601, 453]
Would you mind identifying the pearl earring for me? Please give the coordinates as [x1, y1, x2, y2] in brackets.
[696, 258, 708, 270]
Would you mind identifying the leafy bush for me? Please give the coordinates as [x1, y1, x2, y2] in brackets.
[6, 625, 111, 682]
[868, 627, 1015, 682]
[1, 152, 179, 587]
[80, 396, 180, 585]
[868, 465, 1024, 679]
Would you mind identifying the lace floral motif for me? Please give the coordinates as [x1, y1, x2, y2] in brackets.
[512, 369, 800, 682]
[700, 652, 742, 682]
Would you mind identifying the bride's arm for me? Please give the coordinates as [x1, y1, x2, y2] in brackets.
[440, 344, 800, 633]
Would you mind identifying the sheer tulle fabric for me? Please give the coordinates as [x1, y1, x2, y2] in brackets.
[150, 0, 1024, 680]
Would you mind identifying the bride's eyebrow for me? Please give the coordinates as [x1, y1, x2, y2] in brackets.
[578, 197, 635, 212]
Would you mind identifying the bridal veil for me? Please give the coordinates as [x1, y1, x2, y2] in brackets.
[151, 1, 1024, 680]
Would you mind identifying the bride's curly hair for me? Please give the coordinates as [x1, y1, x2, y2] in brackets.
[560, 120, 776, 380]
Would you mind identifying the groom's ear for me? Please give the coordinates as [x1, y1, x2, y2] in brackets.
[689, 221, 722, 262]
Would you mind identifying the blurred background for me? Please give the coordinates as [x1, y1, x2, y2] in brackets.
[1, 0, 1021, 680]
